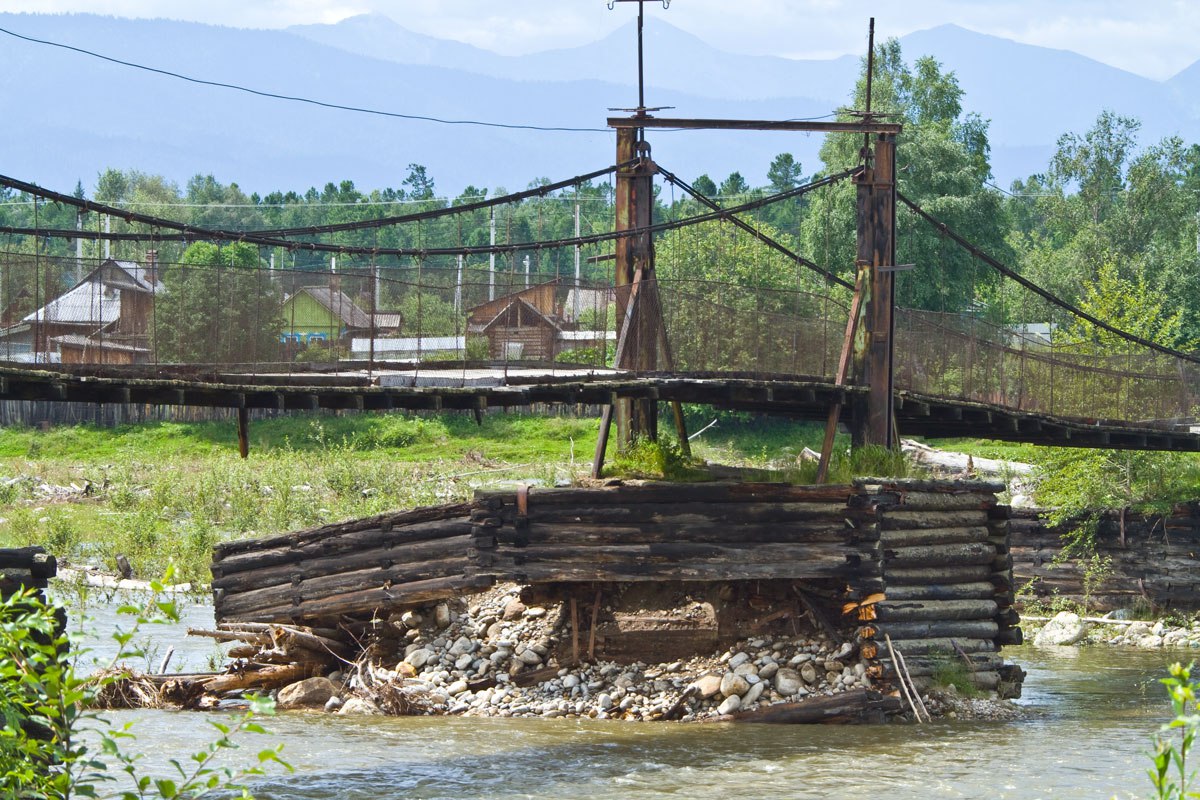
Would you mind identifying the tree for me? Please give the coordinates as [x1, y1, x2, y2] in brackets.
[692, 174, 718, 198]
[767, 153, 804, 193]
[718, 171, 751, 198]
[156, 242, 282, 363]
[403, 163, 436, 201]
[799, 40, 1012, 311]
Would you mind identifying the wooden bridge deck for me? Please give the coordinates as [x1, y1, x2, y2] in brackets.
[1, 361, 1196, 452]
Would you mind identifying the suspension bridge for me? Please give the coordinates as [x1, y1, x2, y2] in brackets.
[1, 19, 1198, 465]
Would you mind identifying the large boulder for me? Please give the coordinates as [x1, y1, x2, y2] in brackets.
[1033, 611, 1089, 647]
[276, 677, 338, 710]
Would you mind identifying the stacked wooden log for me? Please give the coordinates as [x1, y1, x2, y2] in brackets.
[470, 483, 873, 584]
[0, 546, 57, 599]
[847, 479, 1023, 697]
[211, 503, 491, 625]
[1011, 505, 1200, 611]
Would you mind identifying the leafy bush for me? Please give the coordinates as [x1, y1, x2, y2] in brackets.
[1150, 662, 1200, 799]
[0, 571, 290, 798]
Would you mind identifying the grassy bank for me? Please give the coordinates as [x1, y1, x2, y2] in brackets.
[0, 409, 851, 584]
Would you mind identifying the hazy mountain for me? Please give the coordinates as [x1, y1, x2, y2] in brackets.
[289, 15, 861, 105]
[1, 12, 1199, 198]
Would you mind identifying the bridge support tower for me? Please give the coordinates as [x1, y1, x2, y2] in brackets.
[851, 133, 897, 449]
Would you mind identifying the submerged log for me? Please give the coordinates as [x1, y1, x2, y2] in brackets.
[712, 688, 902, 724]
[200, 663, 313, 695]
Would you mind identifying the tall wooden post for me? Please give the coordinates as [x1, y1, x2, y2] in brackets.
[852, 133, 897, 448]
[614, 125, 658, 447]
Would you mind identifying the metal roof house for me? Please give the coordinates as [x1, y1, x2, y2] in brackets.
[0, 258, 160, 364]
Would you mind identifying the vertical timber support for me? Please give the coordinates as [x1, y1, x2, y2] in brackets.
[614, 125, 658, 448]
[851, 133, 897, 449]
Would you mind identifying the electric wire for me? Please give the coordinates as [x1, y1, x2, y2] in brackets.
[0, 24, 611, 134]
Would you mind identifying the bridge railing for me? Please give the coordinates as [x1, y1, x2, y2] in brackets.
[894, 309, 1199, 424]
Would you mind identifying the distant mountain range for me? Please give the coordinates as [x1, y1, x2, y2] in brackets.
[2, 12, 1198, 197]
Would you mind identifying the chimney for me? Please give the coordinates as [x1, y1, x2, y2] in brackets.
[144, 250, 158, 285]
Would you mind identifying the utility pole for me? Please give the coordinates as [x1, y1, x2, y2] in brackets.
[75, 211, 83, 284]
[523, 254, 530, 288]
[455, 254, 463, 314]
[488, 208, 496, 302]
[576, 191, 585, 321]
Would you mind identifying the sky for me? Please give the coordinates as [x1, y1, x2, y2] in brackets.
[0, 0, 1196, 81]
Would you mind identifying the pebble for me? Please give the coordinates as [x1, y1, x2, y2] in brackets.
[329, 584, 893, 723]
[720, 672, 750, 698]
[405, 649, 433, 669]
[774, 668, 803, 696]
[717, 695, 741, 715]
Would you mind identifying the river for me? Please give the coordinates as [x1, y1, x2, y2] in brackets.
[69, 592, 1178, 799]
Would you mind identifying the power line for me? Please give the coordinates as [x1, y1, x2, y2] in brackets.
[0, 24, 611, 134]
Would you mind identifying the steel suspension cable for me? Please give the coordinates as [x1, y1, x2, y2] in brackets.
[897, 191, 1200, 366]
[0, 162, 634, 241]
[2, 168, 863, 260]
[655, 164, 856, 290]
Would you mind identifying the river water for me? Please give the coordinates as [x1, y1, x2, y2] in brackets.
[71, 593, 1179, 799]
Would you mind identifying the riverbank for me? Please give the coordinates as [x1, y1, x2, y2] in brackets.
[1024, 611, 1200, 651]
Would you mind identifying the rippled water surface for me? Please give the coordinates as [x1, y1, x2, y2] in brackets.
[76, 594, 1177, 799]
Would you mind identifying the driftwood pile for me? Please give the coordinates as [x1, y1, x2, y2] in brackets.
[1011, 504, 1200, 611]
[847, 479, 1024, 697]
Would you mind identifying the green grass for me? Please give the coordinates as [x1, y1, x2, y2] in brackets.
[0, 409, 922, 586]
[0, 412, 600, 584]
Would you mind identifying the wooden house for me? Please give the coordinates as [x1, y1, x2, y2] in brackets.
[0, 257, 159, 364]
[280, 286, 374, 346]
[467, 281, 567, 361]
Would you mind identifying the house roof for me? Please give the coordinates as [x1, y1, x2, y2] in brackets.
[290, 286, 372, 329]
[466, 279, 560, 324]
[23, 281, 121, 326]
[480, 297, 561, 333]
[50, 334, 151, 354]
[21, 258, 161, 326]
